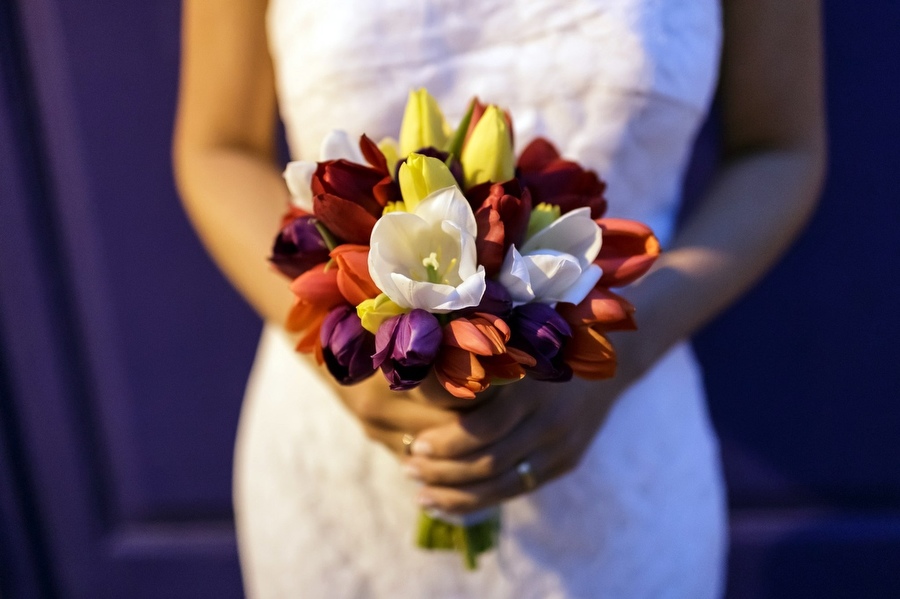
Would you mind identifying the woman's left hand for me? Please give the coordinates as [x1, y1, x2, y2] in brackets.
[405, 373, 631, 514]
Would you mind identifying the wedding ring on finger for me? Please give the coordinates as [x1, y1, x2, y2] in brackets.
[401, 433, 416, 456]
[516, 460, 537, 492]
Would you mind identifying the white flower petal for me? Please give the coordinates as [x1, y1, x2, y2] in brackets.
[283, 161, 316, 213]
[319, 130, 365, 163]
[388, 268, 485, 313]
[414, 187, 477, 238]
[557, 264, 603, 305]
[522, 250, 583, 303]
[522, 207, 602, 269]
[498, 245, 535, 305]
[368, 212, 432, 297]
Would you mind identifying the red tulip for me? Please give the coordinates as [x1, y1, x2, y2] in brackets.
[517, 138, 608, 218]
[311, 136, 400, 244]
[473, 180, 532, 277]
[556, 287, 637, 332]
[594, 218, 661, 287]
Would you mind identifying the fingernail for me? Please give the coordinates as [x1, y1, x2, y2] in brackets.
[416, 492, 436, 508]
[403, 462, 422, 480]
[411, 439, 432, 456]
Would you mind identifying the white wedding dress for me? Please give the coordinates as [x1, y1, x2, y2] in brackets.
[234, 0, 727, 597]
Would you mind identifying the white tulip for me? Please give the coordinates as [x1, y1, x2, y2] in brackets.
[498, 207, 603, 306]
[368, 187, 486, 313]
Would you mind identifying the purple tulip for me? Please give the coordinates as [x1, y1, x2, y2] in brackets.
[508, 303, 573, 382]
[270, 215, 330, 279]
[320, 305, 377, 385]
[372, 310, 443, 390]
[453, 280, 512, 318]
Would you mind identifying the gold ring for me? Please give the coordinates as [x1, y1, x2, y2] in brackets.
[516, 460, 537, 491]
[401, 433, 416, 456]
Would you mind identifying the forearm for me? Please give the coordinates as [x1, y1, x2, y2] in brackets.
[619, 146, 826, 381]
[174, 146, 293, 324]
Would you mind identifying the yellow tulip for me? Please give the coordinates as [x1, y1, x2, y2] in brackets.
[398, 153, 460, 212]
[460, 105, 515, 189]
[526, 202, 562, 238]
[399, 89, 452, 157]
[357, 293, 409, 334]
[377, 137, 400, 178]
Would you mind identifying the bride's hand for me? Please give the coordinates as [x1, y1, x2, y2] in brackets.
[331, 372, 461, 457]
[403, 368, 634, 514]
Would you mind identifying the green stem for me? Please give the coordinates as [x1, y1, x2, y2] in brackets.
[416, 510, 500, 570]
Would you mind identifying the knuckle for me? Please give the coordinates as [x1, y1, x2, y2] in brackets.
[476, 453, 500, 477]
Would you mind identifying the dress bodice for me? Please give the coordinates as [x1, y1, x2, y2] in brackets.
[267, 0, 721, 245]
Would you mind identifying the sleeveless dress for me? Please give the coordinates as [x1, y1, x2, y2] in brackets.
[234, 1, 727, 597]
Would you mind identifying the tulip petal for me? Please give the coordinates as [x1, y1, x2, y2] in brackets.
[388, 268, 486, 313]
[414, 187, 478, 238]
[564, 325, 617, 380]
[557, 264, 603, 306]
[399, 154, 459, 213]
[522, 207, 602, 269]
[556, 287, 637, 331]
[498, 245, 535, 304]
[399, 88, 451, 157]
[331, 244, 381, 305]
[521, 251, 583, 304]
[461, 106, 515, 188]
[320, 130, 365, 163]
[313, 193, 380, 245]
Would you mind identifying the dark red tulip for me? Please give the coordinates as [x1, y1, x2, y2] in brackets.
[474, 180, 532, 277]
[517, 138, 608, 218]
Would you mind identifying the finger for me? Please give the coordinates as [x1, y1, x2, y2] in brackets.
[359, 423, 422, 457]
[415, 448, 566, 514]
[410, 385, 541, 459]
[404, 401, 568, 486]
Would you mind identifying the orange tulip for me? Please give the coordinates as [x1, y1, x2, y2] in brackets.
[330, 244, 380, 305]
[564, 324, 617, 380]
[556, 287, 637, 332]
[285, 263, 346, 357]
[435, 346, 490, 399]
[435, 313, 536, 398]
[443, 313, 510, 356]
[594, 218, 661, 287]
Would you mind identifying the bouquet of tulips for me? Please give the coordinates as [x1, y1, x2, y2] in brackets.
[270, 89, 660, 567]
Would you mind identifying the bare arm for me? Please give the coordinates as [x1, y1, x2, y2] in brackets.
[173, 0, 458, 445]
[173, 0, 292, 324]
[409, 0, 828, 512]
[624, 0, 827, 378]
